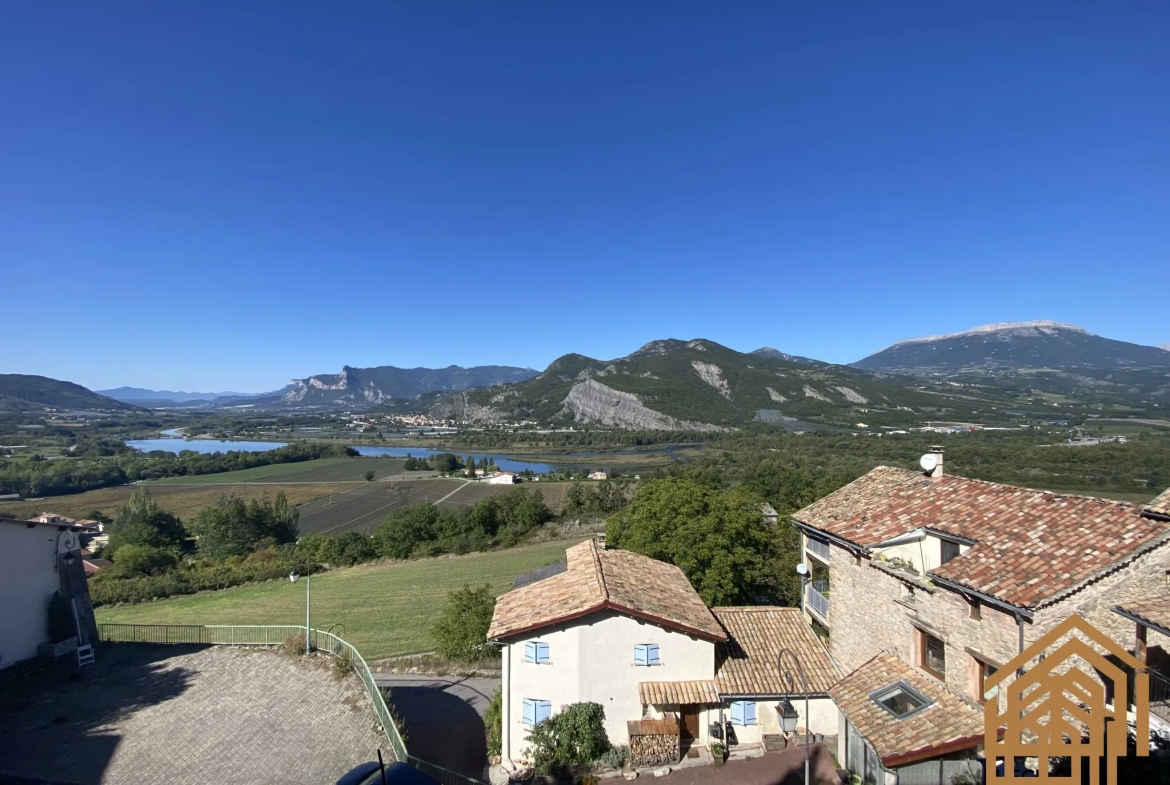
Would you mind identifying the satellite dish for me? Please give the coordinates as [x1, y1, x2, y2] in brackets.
[796, 562, 809, 576]
[920, 453, 938, 472]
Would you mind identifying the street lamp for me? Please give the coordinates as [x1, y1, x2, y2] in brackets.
[776, 649, 811, 785]
[289, 570, 311, 654]
[796, 561, 809, 618]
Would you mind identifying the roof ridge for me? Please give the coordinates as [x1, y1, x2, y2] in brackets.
[588, 539, 610, 602]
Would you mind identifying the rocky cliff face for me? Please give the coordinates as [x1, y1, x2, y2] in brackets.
[558, 380, 726, 431]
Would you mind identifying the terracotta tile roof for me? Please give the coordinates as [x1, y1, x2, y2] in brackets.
[1114, 595, 1170, 637]
[487, 540, 726, 641]
[638, 680, 720, 705]
[712, 607, 839, 696]
[829, 652, 984, 767]
[1147, 487, 1170, 518]
[793, 467, 1170, 610]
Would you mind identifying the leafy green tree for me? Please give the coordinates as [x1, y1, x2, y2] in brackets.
[524, 702, 611, 774]
[374, 503, 443, 559]
[188, 492, 299, 560]
[113, 543, 179, 576]
[364, 470, 375, 482]
[106, 488, 187, 558]
[606, 479, 778, 605]
[486, 688, 503, 757]
[431, 583, 497, 661]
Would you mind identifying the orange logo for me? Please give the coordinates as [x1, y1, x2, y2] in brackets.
[984, 614, 1147, 783]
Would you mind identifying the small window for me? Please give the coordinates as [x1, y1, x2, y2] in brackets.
[522, 699, 552, 725]
[974, 657, 997, 705]
[940, 540, 961, 564]
[919, 630, 946, 680]
[729, 701, 757, 725]
[634, 644, 660, 666]
[968, 599, 981, 620]
[870, 681, 933, 719]
[525, 642, 550, 664]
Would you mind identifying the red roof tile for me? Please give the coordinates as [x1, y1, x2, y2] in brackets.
[713, 607, 839, 695]
[794, 467, 1170, 610]
[488, 540, 726, 641]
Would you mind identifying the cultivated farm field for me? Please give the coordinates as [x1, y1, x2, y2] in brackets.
[298, 478, 466, 535]
[95, 537, 589, 659]
[298, 480, 576, 535]
[147, 456, 408, 485]
[0, 483, 354, 521]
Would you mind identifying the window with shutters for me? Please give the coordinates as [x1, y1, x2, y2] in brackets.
[729, 701, 757, 726]
[522, 699, 552, 725]
[524, 642, 550, 664]
[940, 539, 961, 564]
[634, 643, 660, 666]
[917, 629, 946, 680]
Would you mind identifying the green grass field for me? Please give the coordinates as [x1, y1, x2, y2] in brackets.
[95, 538, 587, 659]
[147, 456, 407, 485]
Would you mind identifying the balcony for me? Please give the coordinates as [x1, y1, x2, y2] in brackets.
[807, 580, 830, 624]
[806, 536, 831, 564]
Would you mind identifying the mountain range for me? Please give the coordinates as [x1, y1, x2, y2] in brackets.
[252, 364, 540, 407]
[854, 321, 1170, 373]
[98, 387, 260, 403]
[0, 375, 141, 412]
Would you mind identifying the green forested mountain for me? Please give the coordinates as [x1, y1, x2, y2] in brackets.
[0, 374, 141, 412]
[431, 339, 1000, 430]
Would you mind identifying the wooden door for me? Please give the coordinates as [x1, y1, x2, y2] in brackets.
[680, 705, 701, 740]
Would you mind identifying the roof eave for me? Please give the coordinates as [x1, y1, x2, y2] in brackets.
[880, 733, 987, 768]
[926, 574, 1034, 622]
[1032, 526, 1170, 611]
[489, 599, 727, 643]
[1112, 605, 1170, 639]
[791, 519, 872, 555]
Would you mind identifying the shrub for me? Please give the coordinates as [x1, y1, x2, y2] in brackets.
[284, 634, 307, 655]
[431, 584, 497, 661]
[364, 470, 375, 482]
[332, 651, 355, 676]
[46, 591, 75, 643]
[524, 702, 610, 774]
[486, 688, 503, 757]
[89, 557, 318, 606]
[600, 745, 627, 769]
[113, 544, 178, 577]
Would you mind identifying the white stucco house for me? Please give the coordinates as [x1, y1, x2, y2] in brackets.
[0, 514, 91, 670]
[488, 540, 840, 765]
[487, 471, 519, 485]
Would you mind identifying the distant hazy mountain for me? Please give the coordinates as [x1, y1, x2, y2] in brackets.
[254, 364, 540, 407]
[0, 374, 141, 411]
[750, 347, 819, 364]
[99, 386, 260, 403]
[434, 338, 952, 431]
[854, 321, 1170, 373]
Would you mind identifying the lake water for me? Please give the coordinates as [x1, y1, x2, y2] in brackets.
[125, 438, 634, 473]
[353, 446, 555, 474]
[126, 438, 289, 454]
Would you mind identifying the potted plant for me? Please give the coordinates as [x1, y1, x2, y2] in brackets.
[710, 742, 725, 767]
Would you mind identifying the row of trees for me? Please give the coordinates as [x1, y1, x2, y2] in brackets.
[0, 441, 358, 498]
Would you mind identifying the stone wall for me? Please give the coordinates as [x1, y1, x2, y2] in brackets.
[826, 534, 1170, 708]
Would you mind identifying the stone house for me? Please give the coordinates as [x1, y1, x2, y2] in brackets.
[791, 451, 1170, 782]
[487, 540, 839, 766]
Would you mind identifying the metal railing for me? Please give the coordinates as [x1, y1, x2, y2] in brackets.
[806, 536, 831, 562]
[807, 583, 830, 621]
[1150, 670, 1170, 723]
[97, 624, 484, 784]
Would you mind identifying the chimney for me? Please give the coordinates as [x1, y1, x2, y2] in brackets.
[927, 446, 944, 478]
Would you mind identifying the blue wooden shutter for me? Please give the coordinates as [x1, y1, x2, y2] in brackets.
[635, 644, 648, 665]
[525, 643, 536, 663]
[745, 701, 757, 725]
[536, 643, 550, 664]
[536, 700, 552, 722]
[647, 644, 660, 665]
[730, 701, 745, 725]
[523, 699, 536, 725]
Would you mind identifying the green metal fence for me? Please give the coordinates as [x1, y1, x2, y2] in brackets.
[96, 624, 482, 784]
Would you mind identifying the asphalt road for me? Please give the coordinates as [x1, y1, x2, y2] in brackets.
[374, 676, 500, 781]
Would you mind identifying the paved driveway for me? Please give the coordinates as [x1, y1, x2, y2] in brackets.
[374, 676, 500, 781]
[0, 644, 385, 785]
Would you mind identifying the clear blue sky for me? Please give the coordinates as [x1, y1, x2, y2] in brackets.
[2, 2, 1167, 392]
